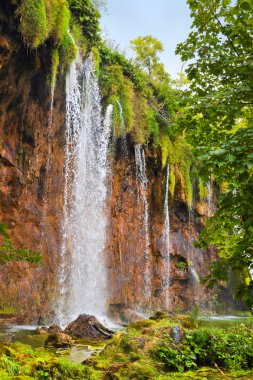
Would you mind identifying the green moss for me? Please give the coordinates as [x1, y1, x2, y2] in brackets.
[0, 343, 92, 379]
[84, 315, 253, 380]
[18, 0, 78, 70]
[50, 48, 59, 91]
[18, 0, 47, 48]
[70, 20, 88, 56]
[198, 179, 209, 200]
[169, 166, 176, 198]
[91, 46, 101, 76]
[132, 94, 150, 144]
[146, 109, 160, 147]
[52, 0, 70, 44]
[59, 32, 78, 68]
[160, 133, 193, 207]
[120, 361, 158, 379]
[101, 65, 133, 136]
[68, 0, 101, 44]
[0, 306, 16, 315]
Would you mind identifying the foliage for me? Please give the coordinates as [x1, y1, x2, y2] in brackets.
[50, 48, 59, 90]
[176, 0, 253, 304]
[80, 313, 253, 379]
[17, 0, 78, 70]
[59, 31, 78, 67]
[99, 45, 147, 91]
[0, 224, 41, 266]
[176, 0, 253, 146]
[130, 35, 166, 81]
[198, 179, 208, 200]
[176, 261, 187, 270]
[98, 36, 194, 206]
[18, 0, 47, 48]
[100, 64, 134, 136]
[68, 0, 101, 44]
[160, 134, 193, 206]
[154, 326, 253, 372]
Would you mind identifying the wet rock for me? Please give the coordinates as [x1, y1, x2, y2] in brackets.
[48, 324, 62, 334]
[36, 327, 48, 335]
[64, 314, 113, 340]
[170, 324, 184, 343]
[45, 332, 73, 348]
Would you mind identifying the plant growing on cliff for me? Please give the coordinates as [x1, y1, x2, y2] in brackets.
[17, 0, 78, 70]
[68, 0, 101, 44]
[0, 224, 41, 266]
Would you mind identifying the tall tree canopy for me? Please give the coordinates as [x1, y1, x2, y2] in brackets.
[130, 35, 167, 81]
[176, 0, 253, 305]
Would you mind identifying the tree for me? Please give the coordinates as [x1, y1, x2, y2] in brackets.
[130, 35, 167, 81]
[176, 0, 253, 305]
[0, 224, 41, 266]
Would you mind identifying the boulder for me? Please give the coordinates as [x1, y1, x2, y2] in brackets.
[65, 314, 114, 340]
[48, 324, 62, 334]
[45, 332, 73, 348]
[36, 327, 48, 335]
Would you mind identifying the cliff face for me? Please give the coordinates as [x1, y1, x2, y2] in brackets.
[0, 3, 66, 319]
[107, 146, 213, 321]
[0, 4, 213, 322]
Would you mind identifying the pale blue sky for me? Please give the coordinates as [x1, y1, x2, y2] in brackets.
[101, 0, 192, 78]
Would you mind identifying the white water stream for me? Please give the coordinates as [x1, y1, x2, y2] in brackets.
[163, 164, 170, 308]
[134, 144, 151, 300]
[57, 55, 112, 327]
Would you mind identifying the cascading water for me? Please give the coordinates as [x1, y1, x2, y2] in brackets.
[134, 144, 151, 300]
[187, 182, 200, 284]
[116, 100, 128, 158]
[57, 55, 112, 327]
[163, 164, 170, 308]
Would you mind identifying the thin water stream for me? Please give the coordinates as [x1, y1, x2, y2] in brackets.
[134, 144, 151, 301]
[163, 164, 170, 308]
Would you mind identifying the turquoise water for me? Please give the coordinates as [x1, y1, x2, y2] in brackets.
[198, 314, 253, 329]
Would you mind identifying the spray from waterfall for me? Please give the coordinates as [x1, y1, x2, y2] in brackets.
[57, 55, 112, 326]
[163, 164, 170, 308]
[134, 144, 151, 300]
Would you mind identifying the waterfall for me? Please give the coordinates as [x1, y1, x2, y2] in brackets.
[163, 164, 170, 308]
[134, 144, 151, 300]
[57, 55, 112, 326]
[116, 100, 128, 158]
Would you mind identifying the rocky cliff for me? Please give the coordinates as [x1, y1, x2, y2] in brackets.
[0, 2, 66, 319]
[0, 2, 214, 323]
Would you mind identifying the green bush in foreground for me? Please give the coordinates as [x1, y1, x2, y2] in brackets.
[86, 314, 253, 379]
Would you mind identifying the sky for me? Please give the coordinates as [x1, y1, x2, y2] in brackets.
[101, 0, 192, 78]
